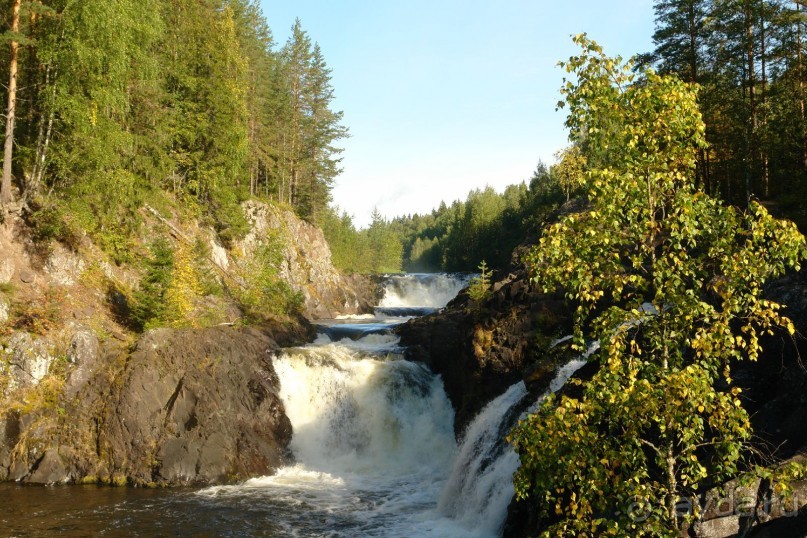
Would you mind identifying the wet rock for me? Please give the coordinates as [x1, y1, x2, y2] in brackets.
[94, 324, 308, 486]
[25, 448, 69, 485]
[0, 318, 312, 487]
[397, 245, 572, 434]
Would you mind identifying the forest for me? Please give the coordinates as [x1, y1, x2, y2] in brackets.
[5, 2, 805, 278]
[0, 0, 345, 261]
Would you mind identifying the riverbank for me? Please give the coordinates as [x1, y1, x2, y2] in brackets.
[0, 200, 377, 486]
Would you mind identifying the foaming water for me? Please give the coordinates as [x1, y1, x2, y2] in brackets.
[379, 273, 472, 309]
[5, 273, 584, 538]
[199, 334, 478, 537]
[437, 359, 587, 536]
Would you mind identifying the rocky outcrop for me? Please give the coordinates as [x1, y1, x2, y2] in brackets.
[0, 321, 313, 486]
[397, 248, 573, 435]
[240, 201, 378, 319]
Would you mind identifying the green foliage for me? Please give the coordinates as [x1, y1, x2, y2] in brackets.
[367, 208, 403, 273]
[162, 242, 205, 327]
[4, 0, 346, 256]
[320, 206, 403, 274]
[26, 200, 76, 247]
[319, 207, 371, 273]
[553, 145, 587, 202]
[511, 36, 807, 535]
[467, 260, 493, 303]
[641, 0, 807, 230]
[131, 239, 174, 331]
[393, 174, 564, 273]
[235, 236, 303, 321]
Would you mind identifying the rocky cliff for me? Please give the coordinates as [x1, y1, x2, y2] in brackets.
[0, 199, 374, 486]
[239, 201, 377, 319]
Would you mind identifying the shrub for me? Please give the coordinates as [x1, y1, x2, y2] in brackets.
[467, 260, 493, 303]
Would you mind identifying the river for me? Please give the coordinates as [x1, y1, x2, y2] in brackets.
[1, 274, 582, 537]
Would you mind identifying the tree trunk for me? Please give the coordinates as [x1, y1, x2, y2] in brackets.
[798, 3, 807, 170]
[745, 2, 757, 205]
[1, 0, 22, 205]
[760, 2, 769, 198]
[688, 1, 698, 83]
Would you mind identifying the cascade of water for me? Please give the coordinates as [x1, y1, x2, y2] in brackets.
[273, 343, 457, 479]
[195, 274, 586, 537]
[438, 358, 587, 535]
[378, 273, 472, 309]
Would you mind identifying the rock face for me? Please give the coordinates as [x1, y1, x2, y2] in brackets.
[0, 322, 313, 486]
[240, 201, 378, 319]
[397, 245, 572, 435]
[0, 332, 56, 391]
[0, 199, 374, 487]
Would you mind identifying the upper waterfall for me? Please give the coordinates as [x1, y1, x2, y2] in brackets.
[375, 273, 473, 317]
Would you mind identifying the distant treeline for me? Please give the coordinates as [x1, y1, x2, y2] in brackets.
[0, 0, 345, 257]
[392, 164, 565, 273]
[321, 163, 566, 274]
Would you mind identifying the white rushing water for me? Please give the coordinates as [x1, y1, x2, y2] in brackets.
[438, 358, 587, 536]
[197, 274, 585, 537]
[379, 273, 473, 309]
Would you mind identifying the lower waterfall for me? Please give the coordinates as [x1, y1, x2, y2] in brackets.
[195, 322, 585, 536]
[2, 273, 586, 537]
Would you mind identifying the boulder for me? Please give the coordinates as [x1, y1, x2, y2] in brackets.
[94, 324, 310, 486]
[0, 321, 314, 486]
[45, 244, 85, 286]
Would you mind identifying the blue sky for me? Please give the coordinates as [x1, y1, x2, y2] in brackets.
[260, 1, 656, 227]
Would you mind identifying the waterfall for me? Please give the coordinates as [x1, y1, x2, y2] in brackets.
[438, 358, 587, 535]
[377, 273, 472, 316]
[10, 273, 596, 537]
[194, 274, 585, 537]
[273, 343, 457, 479]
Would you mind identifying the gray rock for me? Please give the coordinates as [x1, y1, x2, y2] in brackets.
[45, 245, 85, 286]
[96, 325, 302, 486]
[18, 270, 34, 284]
[209, 237, 229, 271]
[26, 448, 69, 485]
[2, 333, 55, 391]
[0, 259, 13, 284]
[0, 298, 8, 325]
[239, 201, 377, 318]
[64, 325, 100, 399]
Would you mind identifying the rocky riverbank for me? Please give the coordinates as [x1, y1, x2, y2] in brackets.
[0, 323, 312, 486]
[0, 200, 377, 486]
